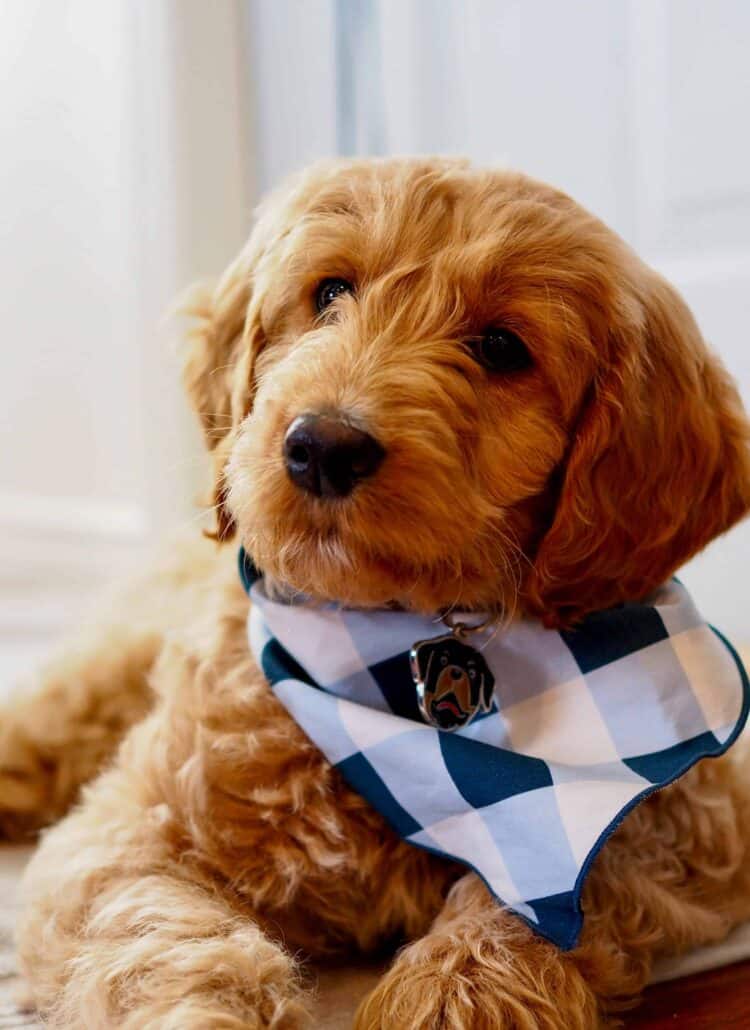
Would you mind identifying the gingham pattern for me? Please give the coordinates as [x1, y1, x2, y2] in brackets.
[240, 552, 749, 949]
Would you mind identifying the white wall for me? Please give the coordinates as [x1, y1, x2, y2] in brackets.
[0, 0, 255, 684]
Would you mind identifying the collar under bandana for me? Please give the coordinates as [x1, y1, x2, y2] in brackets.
[239, 550, 749, 950]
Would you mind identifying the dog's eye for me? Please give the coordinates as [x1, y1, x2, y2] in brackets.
[472, 328, 532, 374]
[315, 277, 354, 314]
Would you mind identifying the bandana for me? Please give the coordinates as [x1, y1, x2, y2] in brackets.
[239, 550, 748, 950]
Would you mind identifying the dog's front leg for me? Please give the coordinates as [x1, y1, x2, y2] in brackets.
[355, 873, 599, 1030]
[17, 717, 311, 1030]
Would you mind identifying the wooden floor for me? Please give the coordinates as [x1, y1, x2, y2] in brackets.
[627, 960, 750, 1028]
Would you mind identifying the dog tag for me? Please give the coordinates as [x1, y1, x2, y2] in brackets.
[410, 633, 495, 731]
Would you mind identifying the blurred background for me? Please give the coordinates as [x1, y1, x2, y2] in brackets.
[2, 0, 749, 684]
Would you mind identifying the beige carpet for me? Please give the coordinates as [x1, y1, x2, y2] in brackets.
[3, 843, 750, 1027]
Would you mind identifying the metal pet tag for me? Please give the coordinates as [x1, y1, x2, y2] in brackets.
[410, 633, 495, 731]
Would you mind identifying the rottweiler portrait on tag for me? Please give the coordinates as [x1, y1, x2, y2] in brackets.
[410, 634, 495, 730]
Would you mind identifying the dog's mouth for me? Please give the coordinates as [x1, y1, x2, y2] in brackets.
[242, 525, 413, 608]
[435, 697, 464, 718]
[241, 518, 502, 614]
[430, 693, 470, 728]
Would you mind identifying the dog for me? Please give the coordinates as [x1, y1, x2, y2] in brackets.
[3, 157, 750, 1029]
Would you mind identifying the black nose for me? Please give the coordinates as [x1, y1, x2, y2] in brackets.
[284, 414, 385, 498]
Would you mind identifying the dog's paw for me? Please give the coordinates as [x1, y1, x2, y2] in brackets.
[354, 930, 598, 1030]
[354, 953, 508, 1030]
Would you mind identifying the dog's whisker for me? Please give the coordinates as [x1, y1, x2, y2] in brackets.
[208, 363, 240, 378]
[169, 505, 224, 536]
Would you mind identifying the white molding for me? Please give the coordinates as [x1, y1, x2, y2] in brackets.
[0, 493, 150, 662]
[0, 491, 148, 541]
[0, 492, 149, 588]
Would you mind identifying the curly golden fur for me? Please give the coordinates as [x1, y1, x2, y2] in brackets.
[3, 157, 750, 1028]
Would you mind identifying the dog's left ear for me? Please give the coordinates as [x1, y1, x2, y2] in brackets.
[525, 269, 750, 625]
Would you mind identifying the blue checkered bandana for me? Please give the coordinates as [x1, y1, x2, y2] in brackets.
[239, 550, 748, 950]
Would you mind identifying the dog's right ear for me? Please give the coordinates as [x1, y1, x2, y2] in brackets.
[524, 268, 750, 624]
[182, 246, 258, 451]
[181, 160, 358, 539]
[181, 242, 266, 541]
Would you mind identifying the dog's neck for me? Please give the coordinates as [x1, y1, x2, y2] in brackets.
[261, 571, 507, 624]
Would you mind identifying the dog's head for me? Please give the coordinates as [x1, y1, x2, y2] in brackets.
[183, 158, 750, 623]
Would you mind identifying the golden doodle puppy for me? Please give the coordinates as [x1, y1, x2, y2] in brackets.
[4, 158, 750, 1029]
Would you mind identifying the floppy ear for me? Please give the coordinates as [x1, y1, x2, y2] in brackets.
[181, 244, 266, 541]
[524, 271, 750, 626]
[180, 160, 355, 539]
[182, 252, 254, 451]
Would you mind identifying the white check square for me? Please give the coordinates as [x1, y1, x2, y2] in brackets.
[553, 778, 644, 865]
[504, 676, 619, 765]
[670, 627, 744, 738]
